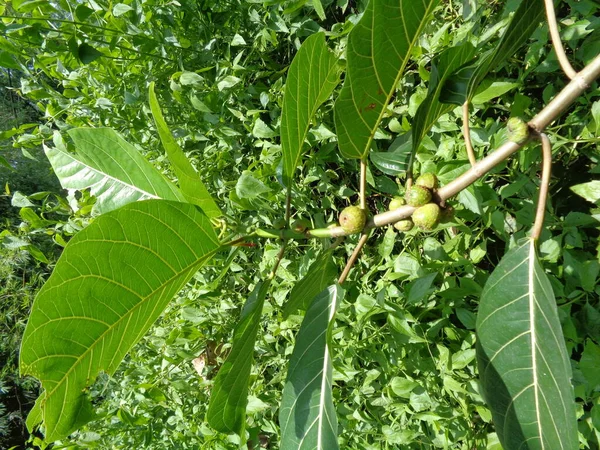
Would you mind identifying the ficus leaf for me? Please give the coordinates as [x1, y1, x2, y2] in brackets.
[476, 239, 578, 449]
[334, 0, 440, 160]
[20, 200, 220, 442]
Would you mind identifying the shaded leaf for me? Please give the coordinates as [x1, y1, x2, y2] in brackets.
[20, 200, 221, 442]
[334, 0, 440, 160]
[207, 281, 270, 434]
[370, 136, 411, 176]
[149, 82, 221, 218]
[77, 43, 103, 64]
[280, 285, 344, 450]
[45, 129, 185, 215]
[281, 32, 340, 186]
[282, 249, 338, 318]
[476, 239, 577, 449]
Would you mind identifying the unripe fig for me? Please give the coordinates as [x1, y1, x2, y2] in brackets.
[405, 185, 432, 207]
[394, 219, 414, 232]
[412, 203, 441, 230]
[273, 218, 286, 229]
[291, 218, 310, 232]
[388, 196, 406, 211]
[507, 117, 529, 144]
[339, 206, 367, 234]
[415, 173, 439, 190]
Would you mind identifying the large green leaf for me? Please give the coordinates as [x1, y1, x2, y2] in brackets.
[441, 0, 545, 105]
[476, 239, 577, 449]
[411, 42, 476, 153]
[281, 32, 341, 186]
[282, 249, 338, 318]
[20, 200, 220, 442]
[334, 0, 440, 160]
[207, 280, 270, 434]
[45, 129, 185, 214]
[279, 285, 344, 450]
[148, 82, 222, 218]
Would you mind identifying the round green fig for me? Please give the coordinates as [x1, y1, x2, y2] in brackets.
[272, 218, 287, 229]
[405, 185, 432, 207]
[412, 203, 441, 230]
[507, 117, 529, 144]
[339, 206, 367, 234]
[415, 173, 439, 190]
[388, 196, 406, 211]
[394, 219, 414, 232]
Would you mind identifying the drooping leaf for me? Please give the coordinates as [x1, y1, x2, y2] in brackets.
[412, 42, 476, 153]
[20, 200, 221, 442]
[148, 82, 221, 218]
[282, 249, 338, 318]
[207, 280, 271, 434]
[279, 285, 344, 450]
[77, 43, 103, 64]
[441, 0, 545, 105]
[45, 129, 185, 215]
[281, 32, 340, 186]
[476, 239, 577, 449]
[334, 0, 440, 160]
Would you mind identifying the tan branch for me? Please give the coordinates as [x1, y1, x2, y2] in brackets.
[462, 101, 477, 167]
[359, 159, 367, 209]
[544, 0, 578, 80]
[531, 133, 552, 241]
[338, 233, 369, 284]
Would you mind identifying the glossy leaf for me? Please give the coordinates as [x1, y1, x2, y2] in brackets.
[207, 280, 271, 434]
[280, 285, 344, 450]
[282, 249, 338, 318]
[369, 136, 412, 176]
[45, 129, 185, 214]
[441, 0, 545, 105]
[20, 200, 220, 442]
[334, 0, 440, 160]
[281, 32, 340, 186]
[476, 239, 577, 449]
[148, 82, 221, 218]
[412, 43, 476, 153]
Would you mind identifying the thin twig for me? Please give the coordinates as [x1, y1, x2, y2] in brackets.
[268, 243, 287, 279]
[544, 0, 577, 80]
[531, 133, 552, 241]
[462, 101, 477, 166]
[338, 233, 369, 284]
[359, 159, 367, 209]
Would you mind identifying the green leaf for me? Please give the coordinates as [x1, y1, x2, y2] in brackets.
[279, 285, 344, 450]
[571, 180, 600, 204]
[45, 129, 185, 215]
[207, 281, 270, 434]
[312, 0, 326, 21]
[20, 200, 220, 442]
[235, 171, 270, 199]
[471, 79, 520, 105]
[412, 42, 476, 153]
[476, 239, 577, 449]
[77, 43, 103, 64]
[149, 82, 221, 218]
[113, 3, 134, 16]
[281, 32, 340, 186]
[370, 136, 412, 176]
[441, 0, 545, 105]
[282, 249, 338, 318]
[334, 0, 440, 160]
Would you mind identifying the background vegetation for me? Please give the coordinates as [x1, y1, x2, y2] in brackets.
[1, 0, 599, 448]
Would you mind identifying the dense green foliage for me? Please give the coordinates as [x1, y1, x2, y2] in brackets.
[1, 0, 600, 449]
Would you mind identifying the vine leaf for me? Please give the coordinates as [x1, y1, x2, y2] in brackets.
[282, 249, 338, 318]
[281, 32, 341, 187]
[20, 200, 220, 442]
[45, 129, 185, 215]
[412, 42, 476, 154]
[476, 239, 578, 449]
[207, 280, 271, 434]
[334, 0, 440, 160]
[148, 82, 222, 218]
[441, 0, 545, 105]
[279, 284, 344, 450]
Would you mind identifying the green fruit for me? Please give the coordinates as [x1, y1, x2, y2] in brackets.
[272, 218, 286, 229]
[339, 206, 367, 234]
[291, 218, 310, 232]
[405, 185, 432, 207]
[388, 196, 406, 211]
[507, 117, 529, 144]
[394, 219, 414, 232]
[415, 173, 439, 190]
[412, 203, 441, 230]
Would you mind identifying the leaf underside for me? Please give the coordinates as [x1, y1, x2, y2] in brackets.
[20, 200, 220, 442]
[476, 239, 577, 449]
